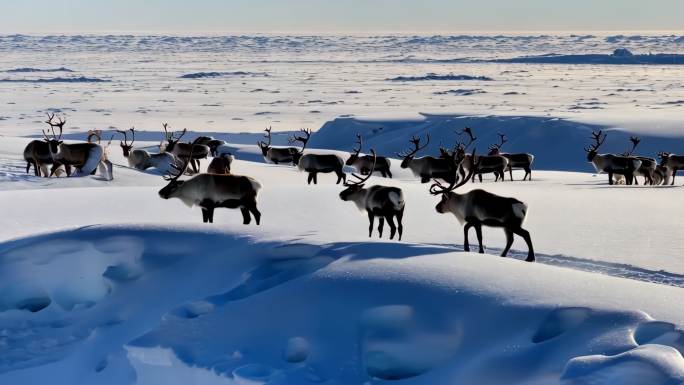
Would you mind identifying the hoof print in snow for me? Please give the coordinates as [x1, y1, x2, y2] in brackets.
[15, 296, 52, 312]
[169, 301, 215, 319]
[532, 307, 591, 343]
[283, 337, 309, 363]
[232, 363, 281, 383]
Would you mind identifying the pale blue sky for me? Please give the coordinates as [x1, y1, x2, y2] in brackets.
[1, 0, 682, 33]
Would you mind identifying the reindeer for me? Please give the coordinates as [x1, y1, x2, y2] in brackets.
[160, 123, 210, 173]
[487, 133, 535, 181]
[86, 130, 114, 181]
[585, 130, 641, 185]
[207, 153, 233, 174]
[292, 129, 346, 184]
[431, 149, 535, 262]
[339, 150, 405, 240]
[617, 136, 657, 185]
[117, 127, 177, 173]
[158, 144, 262, 224]
[257, 127, 299, 164]
[23, 139, 60, 177]
[657, 152, 684, 186]
[398, 133, 458, 183]
[42, 114, 110, 178]
[346, 133, 392, 178]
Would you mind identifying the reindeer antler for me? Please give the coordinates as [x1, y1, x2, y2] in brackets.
[586, 130, 606, 153]
[345, 149, 377, 186]
[44, 113, 65, 140]
[625, 136, 641, 156]
[87, 129, 102, 144]
[430, 148, 479, 195]
[352, 133, 363, 155]
[289, 128, 312, 154]
[397, 133, 430, 158]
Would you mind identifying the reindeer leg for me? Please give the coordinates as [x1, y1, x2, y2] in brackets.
[385, 215, 397, 240]
[608, 171, 614, 185]
[462, 223, 473, 252]
[474, 224, 484, 253]
[367, 212, 375, 237]
[248, 201, 261, 225]
[524, 166, 531, 181]
[513, 227, 535, 262]
[396, 209, 404, 241]
[509, 166, 514, 181]
[672, 168, 677, 185]
[377, 216, 385, 238]
[240, 207, 251, 225]
[478, 173, 483, 183]
[387, 169, 393, 178]
[313, 173, 318, 184]
[201, 208, 209, 223]
[307, 173, 314, 184]
[502, 229, 514, 257]
[207, 206, 215, 223]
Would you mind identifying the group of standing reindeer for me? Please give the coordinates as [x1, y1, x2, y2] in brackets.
[585, 130, 682, 186]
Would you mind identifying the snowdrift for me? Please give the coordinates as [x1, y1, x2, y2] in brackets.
[309, 114, 684, 172]
[0, 225, 683, 385]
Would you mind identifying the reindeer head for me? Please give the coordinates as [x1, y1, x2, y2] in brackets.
[158, 139, 196, 199]
[257, 127, 272, 156]
[585, 130, 606, 161]
[161, 123, 186, 152]
[42, 113, 65, 154]
[288, 128, 312, 164]
[488, 132, 507, 155]
[340, 149, 376, 201]
[346, 133, 363, 166]
[117, 127, 136, 157]
[430, 148, 478, 213]
[398, 133, 430, 168]
[657, 151, 672, 166]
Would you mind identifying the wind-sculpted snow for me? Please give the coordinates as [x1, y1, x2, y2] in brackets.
[389, 73, 494, 81]
[0, 225, 682, 385]
[179, 71, 269, 79]
[495, 51, 684, 65]
[0, 76, 109, 83]
[4, 67, 74, 73]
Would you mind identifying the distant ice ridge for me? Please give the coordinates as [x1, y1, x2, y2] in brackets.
[179, 71, 269, 79]
[389, 73, 494, 81]
[0, 76, 108, 83]
[4, 67, 73, 73]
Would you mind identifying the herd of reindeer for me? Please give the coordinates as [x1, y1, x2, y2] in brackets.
[21, 114, 684, 263]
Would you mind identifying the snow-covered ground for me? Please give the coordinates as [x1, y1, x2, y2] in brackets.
[1, 32, 683, 385]
[1, 116, 684, 384]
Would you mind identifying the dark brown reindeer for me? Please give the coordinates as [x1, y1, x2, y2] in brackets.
[487, 133, 535, 181]
[23, 137, 60, 177]
[160, 123, 210, 173]
[431, 149, 535, 262]
[454, 128, 508, 183]
[207, 153, 233, 174]
[159, 143, 262, 224]
[657, 151, 684, 185]
[43, 114, 108, 178]
[398, 133, 458, 183]
[346, 133, 392, 178]
[339, 150, 405, 240]
[621, 136, 657, 185]
[585, 130, 641, 185]
[257, 127, 299, 164]
[292, 129, 346, 184]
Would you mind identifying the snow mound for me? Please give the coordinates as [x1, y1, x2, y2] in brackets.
[4, 67, 74, 73]
[179, 71, 269, 79]
[0, 76, 109, 83]
[2, 225, 681, 384]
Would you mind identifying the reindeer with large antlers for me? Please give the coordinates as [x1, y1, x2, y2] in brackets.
[160, 123, 210, 173]
[346, 133, 392, 178]
[453, 127, 508, 183]
[399, 133, 459, 183]
[293, 129, 346, 184]
[487, 132, 535, 181]
[42, 113, 110, 178]
[431, 149, 535, 262]
[620, 136, 657, 185]
[257, 126, 299, 164]
[158, 141, 262, 224]
[339, 150, 405, 240]
[585, 130, 641, 185]
[117, 127, 178, 173]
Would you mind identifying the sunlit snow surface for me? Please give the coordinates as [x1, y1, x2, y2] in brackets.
[0, 33, 683, 136]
